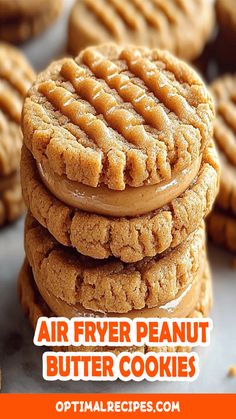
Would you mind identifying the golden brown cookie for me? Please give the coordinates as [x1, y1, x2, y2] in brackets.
[0, 175, 24, 226]
[210, 74, 236, 215]
[21, 138, 219, 263]
[24, 212, 206, 314]
[0, 43, 35, 176]
[211, 75, 236, 167]
[207, 75, 236, 253]
[0, 43, 34, 225]
[67, 0, 215, 61]
[22, 44, 214, 191]
[0, 0, 64, 43]
[18, 257, 212, 354]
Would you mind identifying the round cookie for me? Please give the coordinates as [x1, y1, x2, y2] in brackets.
[24, 212, 206, 314]
[67, 0, 215, 61]
[18, 257, 213, 354]
[207, 75, 236, 253]
[0, 43, 35, 176]
[0, 0, 64, 44]
[21, 44, 218, 263]
[23, 44, 214, 191]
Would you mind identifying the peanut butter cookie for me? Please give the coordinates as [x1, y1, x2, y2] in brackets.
[208, 75, 236, 253]
[24, 212, 206, 314]
[68, 0, 215, 61]
[23, 45, 214, 191]
[0, 43, 34, 225]
[0, 0, 64, 44]
[18, 257, 212, 353]
[0, 43, 35, 176]
[0, 175, 24, 226]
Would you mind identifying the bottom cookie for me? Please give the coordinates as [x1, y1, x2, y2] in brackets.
[18, 259, 213, 354]
[208, 209, 236, 253]
[0, 174, 24, 226]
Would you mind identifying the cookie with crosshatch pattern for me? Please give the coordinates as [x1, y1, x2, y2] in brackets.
[0, 43, 34, 225]
[68, 0, 215, 61]
[208, 74, 236, 254]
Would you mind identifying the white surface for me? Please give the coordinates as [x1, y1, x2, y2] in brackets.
[0, 0, 236, 394]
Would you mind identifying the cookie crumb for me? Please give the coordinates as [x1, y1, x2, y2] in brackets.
[228, 366, 236, 377]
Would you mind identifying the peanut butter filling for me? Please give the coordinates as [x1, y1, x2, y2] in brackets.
[33, 267, 202, 320]
[37, 157, 201, 217]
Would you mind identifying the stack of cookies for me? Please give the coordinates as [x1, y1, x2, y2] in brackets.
[19, 44, 220, 353]
[0, 43, 34, 226]
[67, 0, 215, 61]
[0, 0, 64, 44]
[208, 75, 236, 253]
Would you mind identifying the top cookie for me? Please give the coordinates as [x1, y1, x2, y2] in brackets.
[68, 0, 215, 61]
[0, 43, 35, 176]
[23, 44, 214, 191]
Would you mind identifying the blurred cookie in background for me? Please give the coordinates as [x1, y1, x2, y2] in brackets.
[0, 0, 64, 43]
[0, 43, 35, 226]
[216, 0, 236, 43]
[208, 74, 236, 253]
[215, 0, 236, 72]
[68, 0, 215, 61]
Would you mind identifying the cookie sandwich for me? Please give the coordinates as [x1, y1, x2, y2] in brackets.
[208, 75, 236, 253]
[68, 0, 215, 61]
[19, 44, 220, 353]
[0, 43, 35, 226]
[0, 0, 64, 44]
